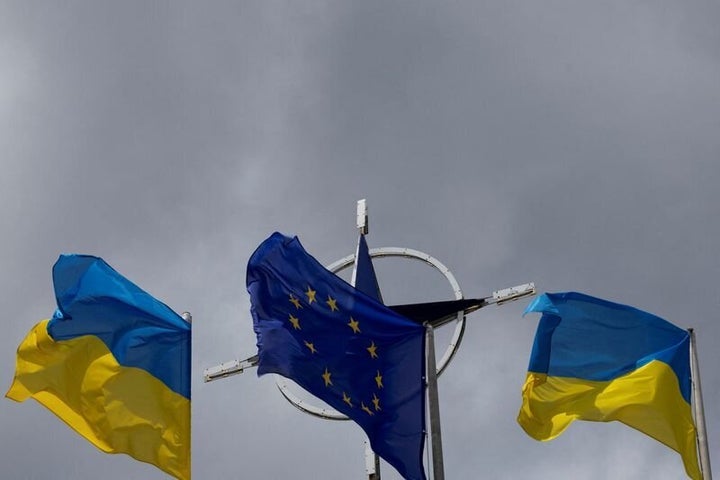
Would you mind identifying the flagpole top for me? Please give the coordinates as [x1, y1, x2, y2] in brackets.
[357, 199, 368, 235]
[181, 312, 192, 324]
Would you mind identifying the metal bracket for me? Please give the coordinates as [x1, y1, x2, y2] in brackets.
[204, 355, 258, 383]
[488, 282, 536, 305]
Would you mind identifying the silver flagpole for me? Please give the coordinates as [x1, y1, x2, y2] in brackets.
[181, 312, 192, 478]
[354, 199, 382, 480]
[689, 328, 712, 480]
[425, 323, 445, 480]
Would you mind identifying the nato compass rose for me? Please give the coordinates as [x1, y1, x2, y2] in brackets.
[204, 199, 535, 480]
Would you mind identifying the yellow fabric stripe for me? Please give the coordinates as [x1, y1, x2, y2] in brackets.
[518, 359, 701, 480]
[6, 320, 190, 480]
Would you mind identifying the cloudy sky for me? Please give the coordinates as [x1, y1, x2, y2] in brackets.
[1, 1, 718, 479]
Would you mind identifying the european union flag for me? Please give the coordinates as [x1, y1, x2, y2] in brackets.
[248, 233, 427, 480]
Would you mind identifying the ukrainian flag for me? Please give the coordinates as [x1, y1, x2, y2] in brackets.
[6, 255, 191, 480]
[518, 292, 701, 480]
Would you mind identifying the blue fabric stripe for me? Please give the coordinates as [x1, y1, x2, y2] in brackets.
[47, 255, 191, 399]
[524, 292, 690, 403]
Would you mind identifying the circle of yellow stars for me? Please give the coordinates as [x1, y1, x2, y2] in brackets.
[283, 284, 384, 417]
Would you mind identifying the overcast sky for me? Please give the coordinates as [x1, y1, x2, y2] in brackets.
[1, 1, 718, 479]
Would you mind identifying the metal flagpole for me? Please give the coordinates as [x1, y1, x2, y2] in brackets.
[181, 312, 193, 477]
[689, 329, 713, 480]
[425, 323, 445, 480]
[354, 200, 382, 480]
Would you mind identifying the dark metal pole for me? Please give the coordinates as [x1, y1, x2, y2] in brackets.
[425, 323, 444, 480]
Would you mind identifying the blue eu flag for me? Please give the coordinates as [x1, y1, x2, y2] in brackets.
[248, 233, 427, 480]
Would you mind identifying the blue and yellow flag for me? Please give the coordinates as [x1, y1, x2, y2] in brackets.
[519, 292, 701, 479]
[6, 255, 191, 480]
[248, 233, 426, 480]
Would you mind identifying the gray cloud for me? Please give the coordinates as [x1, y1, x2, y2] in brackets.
[1, 1, 717, 478]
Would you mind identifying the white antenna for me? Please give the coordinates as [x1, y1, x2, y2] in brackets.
[357, 198, 368, 234]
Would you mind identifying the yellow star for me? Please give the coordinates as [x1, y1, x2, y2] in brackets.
[288, 314, 301, 330]
[322, 368, 333, 387]
[304, 340, 317, 354]
[347, 317, 361, 334]
[375, 370, 383, 389]
[305, 286, 317, 304]
[372, 393, 381, 411]
[367, 341, 378, 359]
[361, 402, 374, 416]
[342, 392, 353, 407]
[289, 294, 302, 309]
[326, 296, 338, 312]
